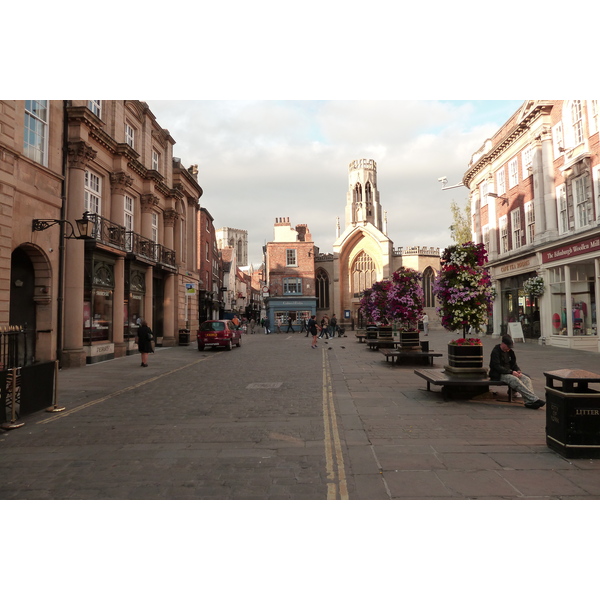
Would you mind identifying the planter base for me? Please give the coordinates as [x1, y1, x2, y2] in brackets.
[442, 365, 490, 399]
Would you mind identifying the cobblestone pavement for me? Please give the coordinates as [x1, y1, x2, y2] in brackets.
[1, 328, 600, 499]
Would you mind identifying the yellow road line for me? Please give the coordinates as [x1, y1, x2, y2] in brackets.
[38, 355, 214, 425]
[322, 349, 349, 499]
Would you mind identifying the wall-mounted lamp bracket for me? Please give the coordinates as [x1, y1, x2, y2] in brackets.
[32, 212, 95, 240]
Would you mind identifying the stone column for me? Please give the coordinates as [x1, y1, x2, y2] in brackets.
[541, 127, 558, 236]
[565, 264, 572, 338]
[531, 137, 546, 234]
[144, 266, 153, 327]
[62, 141, 96, 368]
[110, 171, 133, 226]
[187, 197, 197, 271]
[113, 256, 126, 357]
[162, 209, 177, 344]
[140, 194, 159, 239]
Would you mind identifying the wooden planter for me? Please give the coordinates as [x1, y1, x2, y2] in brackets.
[399, 331, 420, 350]
[447, 344, 484, 369]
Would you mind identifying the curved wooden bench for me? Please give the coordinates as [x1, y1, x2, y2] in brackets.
[414, 368, 513, 402]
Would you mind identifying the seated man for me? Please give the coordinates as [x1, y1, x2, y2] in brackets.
[489, 335, 545, 409]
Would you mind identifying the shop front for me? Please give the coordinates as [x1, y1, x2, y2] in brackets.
[124, 265, 147, 355]
[84, 254, 115, 364]
[264, 297, 316, 332]
[540, 234, 600, 352]
[491, 254, 540, 340]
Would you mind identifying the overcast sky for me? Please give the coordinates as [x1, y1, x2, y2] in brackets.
[148, 99, 523, 266]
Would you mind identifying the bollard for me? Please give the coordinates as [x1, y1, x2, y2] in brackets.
[45, 359, 65, 413]
[1, 367, 25, 430]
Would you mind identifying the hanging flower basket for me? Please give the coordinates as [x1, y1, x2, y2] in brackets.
[523, 275, 545, 298]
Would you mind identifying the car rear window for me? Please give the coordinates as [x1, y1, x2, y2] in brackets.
[200, 322, 225, 331]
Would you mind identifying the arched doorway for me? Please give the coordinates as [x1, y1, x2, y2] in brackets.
[10, 247, 37, 365]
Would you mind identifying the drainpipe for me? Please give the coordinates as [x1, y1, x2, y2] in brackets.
[56, 100, 70, 366]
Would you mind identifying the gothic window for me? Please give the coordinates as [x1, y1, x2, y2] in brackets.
[353, 182, 362, 221]
[365, 182, 373, 215]
[351, 252, 376, 295]
[422, 267, 435, 308]
[316, 269, 329, 309]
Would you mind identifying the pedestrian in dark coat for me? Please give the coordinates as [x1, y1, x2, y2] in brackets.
[489, 334, 544, 409]
[136, 320, 154, 367]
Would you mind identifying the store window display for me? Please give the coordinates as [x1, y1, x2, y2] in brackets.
[549, 264, 597, 336]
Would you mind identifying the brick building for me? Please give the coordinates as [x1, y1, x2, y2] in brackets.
[465, 100, 600, 351]
[198, 206, 222, 322]
[264, 218, 317, 330]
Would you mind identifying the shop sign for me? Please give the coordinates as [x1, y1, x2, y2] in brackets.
[496, 257, 535, 275]
[542, 235, 600, 263]
[185, 283, 196, 294]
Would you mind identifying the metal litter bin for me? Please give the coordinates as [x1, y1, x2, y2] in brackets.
[366, 325, 378, 340]
[178, 329, 191, 346]
[545, 369, 600, 458]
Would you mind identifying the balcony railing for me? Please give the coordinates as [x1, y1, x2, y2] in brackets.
[87, 213, 176, 269]
[90, 213, 127, 250]
[126, 231, 176, 269]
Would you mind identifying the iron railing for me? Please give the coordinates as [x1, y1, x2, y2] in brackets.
[86, 213, 176, 269]
[0, 326, 27, 371]
[125, 231, 176, 269]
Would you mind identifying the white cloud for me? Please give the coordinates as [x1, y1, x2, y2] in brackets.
[148, 100, 522, 266]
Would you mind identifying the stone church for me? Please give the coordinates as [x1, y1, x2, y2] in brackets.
[315, 158, 441, 329]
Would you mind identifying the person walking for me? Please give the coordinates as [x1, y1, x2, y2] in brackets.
[286, 316, 295, 333]
[299, 317, 307, 334]
[330, 314, 338, 338]
[489, 334, 545, 409]
[319, 315, 330, 339]
[308, 315, 320, 349]
[422, 313, 429, 336]
[275, 317, 282, 334]
[136, 320, 154, 367]
[264, 317, 271, 334]
[249, 318, 256, 334]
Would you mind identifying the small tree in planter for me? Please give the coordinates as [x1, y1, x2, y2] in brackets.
[433, 242, 495, 370]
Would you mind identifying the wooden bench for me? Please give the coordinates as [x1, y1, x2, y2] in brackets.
[414, 368, 513, 402]
[367, 339, 395, 350]
[355, 330, 367, 343]
[381, 348, 442, 366]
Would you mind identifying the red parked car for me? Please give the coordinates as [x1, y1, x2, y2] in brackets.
[197, 320, 242, 351]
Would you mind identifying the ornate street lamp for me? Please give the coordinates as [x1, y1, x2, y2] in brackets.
[32, 212, 95, 240]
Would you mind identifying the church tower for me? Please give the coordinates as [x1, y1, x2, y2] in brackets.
[345, 158, 383, 231]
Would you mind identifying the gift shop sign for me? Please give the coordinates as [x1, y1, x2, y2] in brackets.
[542, 235, 600, 263]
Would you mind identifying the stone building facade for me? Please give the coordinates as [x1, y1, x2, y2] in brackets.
[465, 100, 600, 351]
[1, 100, 203, 367]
